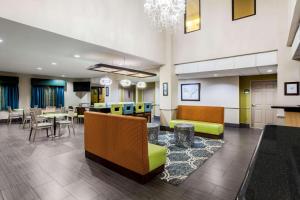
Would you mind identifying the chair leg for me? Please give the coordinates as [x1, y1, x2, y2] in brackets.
[51, 127, 54, 140]
[22, 118, 26, 129]
[58, 125, 61, 136]
[67, 125, 70, 136]
[9, 117, 12, 125]
[72, 124, 75, 136]
[46, 129, 49, 137]
[33, 129, 37, 142]
[29, 128, 33, 141]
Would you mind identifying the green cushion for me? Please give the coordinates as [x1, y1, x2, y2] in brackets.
[170, 120, 224, 135]
[148, 143, 167, 172]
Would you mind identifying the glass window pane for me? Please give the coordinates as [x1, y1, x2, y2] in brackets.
[185, 0, 201, 33]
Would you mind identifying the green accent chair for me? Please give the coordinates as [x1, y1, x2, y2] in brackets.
[169, 120, 224, 136]
[148, 143, 167, 172]
[94, 103, 106, 108]
[135, 102, 145, 114]
[111, 104, 123, 115]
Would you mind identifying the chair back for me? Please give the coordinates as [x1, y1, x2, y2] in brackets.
[144, 103, 152, 113]
[77, 107, 86, 116]
[84, 112, 149, 175]
[177, 105, 225, 124]
[135, 102, 145, 113]
[30, 111, 38, 127]
[122, 103, 134, 115]
[111, 104, 123, 115]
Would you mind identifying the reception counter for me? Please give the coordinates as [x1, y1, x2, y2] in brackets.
[271, 105, 300, 127]
[237, 125, 300, 200]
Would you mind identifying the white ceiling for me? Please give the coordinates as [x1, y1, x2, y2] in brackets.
[0, 18, 161, 78]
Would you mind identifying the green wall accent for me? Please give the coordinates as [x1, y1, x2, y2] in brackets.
[239, 74, 277, 125]
[137, 89, 144, 102]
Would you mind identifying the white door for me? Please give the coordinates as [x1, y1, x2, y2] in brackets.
[251, 81, 277, 129]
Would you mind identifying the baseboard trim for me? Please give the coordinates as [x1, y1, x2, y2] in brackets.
[85, 151, 164, 184]
[239, 123, 250, 128]
[225, 123, 240, 128]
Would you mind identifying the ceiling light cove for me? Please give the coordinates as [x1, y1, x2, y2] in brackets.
[88, 64, 156, 78]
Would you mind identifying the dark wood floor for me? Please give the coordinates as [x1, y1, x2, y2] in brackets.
[0, 123, 261, 200]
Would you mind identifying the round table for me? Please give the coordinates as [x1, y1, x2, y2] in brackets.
[174, 124, 195, 148]
[147, 123, 160, 144]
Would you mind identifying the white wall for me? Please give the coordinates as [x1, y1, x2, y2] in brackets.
[178, 77, 240, 124]
[174, 0, 300, 106]
[0, 0, 165, 64]
[173, 0, 278, 64]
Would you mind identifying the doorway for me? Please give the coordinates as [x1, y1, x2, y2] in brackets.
[251, 80, 277, 129]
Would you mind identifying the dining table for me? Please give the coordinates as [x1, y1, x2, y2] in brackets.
[40, 112, 68, 136]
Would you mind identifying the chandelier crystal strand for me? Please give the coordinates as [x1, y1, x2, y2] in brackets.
[144, 0, 186, 32]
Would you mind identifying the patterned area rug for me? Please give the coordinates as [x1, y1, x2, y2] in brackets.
[158, 132, 224, 185]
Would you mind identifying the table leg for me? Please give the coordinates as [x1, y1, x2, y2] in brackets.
[53, 116, 56, 136]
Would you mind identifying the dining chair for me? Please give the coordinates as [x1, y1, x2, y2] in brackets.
[29, 111, 53, 142]
[7, 106, 22, 125]
[57, 109, 75, 136]
[22, 108, 32, 129]
[76, 107, 86, 123]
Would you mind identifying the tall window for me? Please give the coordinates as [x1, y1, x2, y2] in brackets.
[0, 76, 19, 110]
[185, 0, 201, 33]
[31, 79, 65, 108]
[232, 0, 256, 21]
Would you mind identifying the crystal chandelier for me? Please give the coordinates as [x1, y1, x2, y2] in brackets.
[144, 0, 186, 32]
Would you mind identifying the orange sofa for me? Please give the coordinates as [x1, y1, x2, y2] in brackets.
[170, 105, 225, 139]
[84, 112, 167, 183]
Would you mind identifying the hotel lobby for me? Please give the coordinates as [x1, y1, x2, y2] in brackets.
[0, 0, 300, 199]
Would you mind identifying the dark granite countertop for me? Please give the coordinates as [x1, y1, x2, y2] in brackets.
[237, 125, 300, 200]
[271, 105, 300, 112]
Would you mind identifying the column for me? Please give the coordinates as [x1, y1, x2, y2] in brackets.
[159, 34, 178, 126]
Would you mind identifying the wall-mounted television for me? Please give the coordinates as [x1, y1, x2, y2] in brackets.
[73, 82, 91, 92]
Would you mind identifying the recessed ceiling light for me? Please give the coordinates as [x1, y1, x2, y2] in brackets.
[36, 67, 43, 70]
[61, 75, 66, 77]
[267, 69, 273, 73]
[213, 74, 218, 77]
[73, 54, 80, 58]
[0, 39, 3, 43]
[51, 62, 57, 65]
